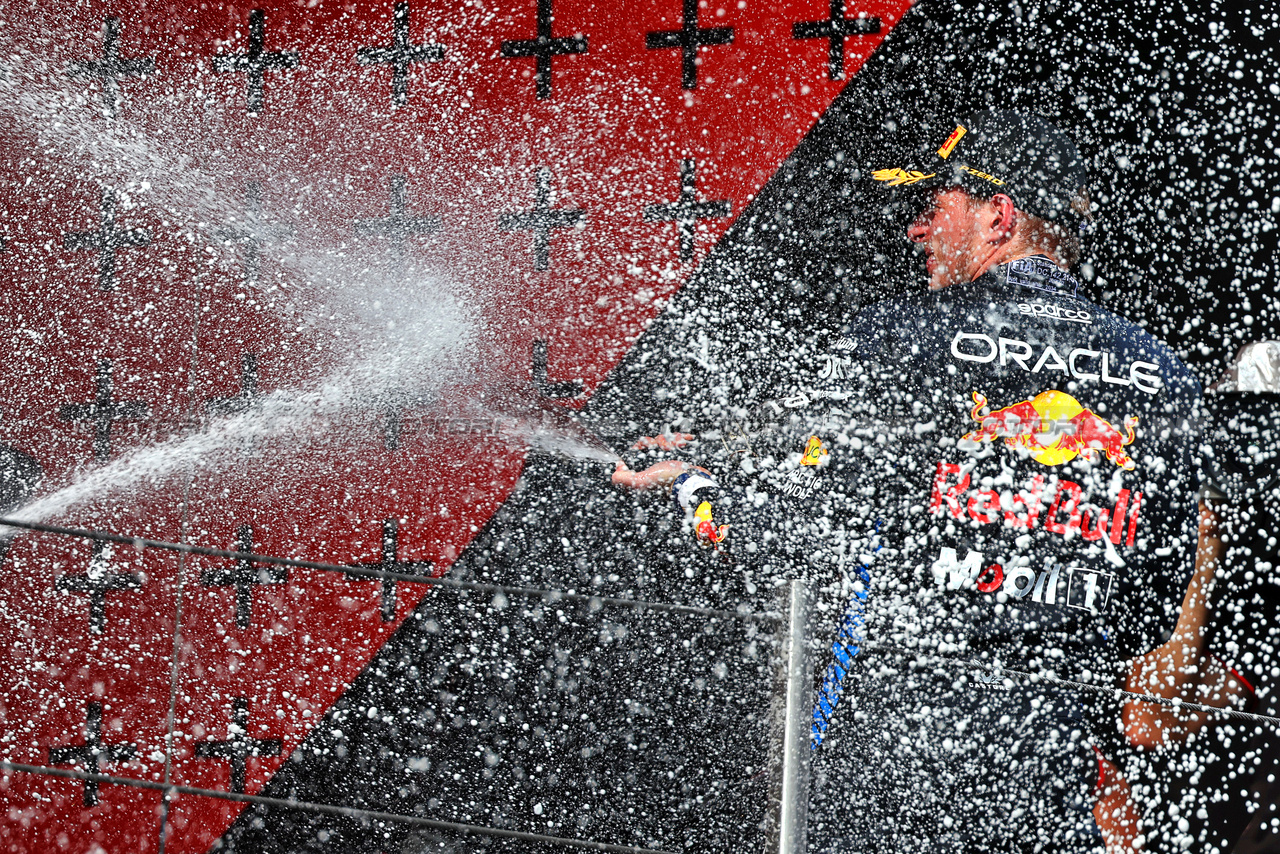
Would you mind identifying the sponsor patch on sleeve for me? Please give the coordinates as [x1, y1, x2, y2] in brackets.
[1006, 256, 1079, 296]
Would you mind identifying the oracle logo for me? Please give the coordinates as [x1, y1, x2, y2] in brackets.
[950, 331, 1164, 395]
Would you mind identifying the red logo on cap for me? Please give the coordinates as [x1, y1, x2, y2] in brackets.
[937, 124, 966, 158]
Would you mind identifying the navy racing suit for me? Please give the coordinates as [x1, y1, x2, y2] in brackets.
[671, 256, 1202, 853]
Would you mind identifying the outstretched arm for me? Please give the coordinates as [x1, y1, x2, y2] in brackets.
[611, 432, 702, 490]
[611, 459, 705, 490]
[1122, 501, 1253, 748]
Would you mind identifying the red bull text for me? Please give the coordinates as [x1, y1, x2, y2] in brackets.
[931, 461, 1142, 547]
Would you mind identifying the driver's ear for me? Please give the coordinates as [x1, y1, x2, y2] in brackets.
[985, 193, 1018, 243]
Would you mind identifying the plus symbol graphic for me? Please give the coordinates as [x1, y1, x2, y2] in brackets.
[645, 0, 733, 90]
[66, 17, 155, 117]
[216, 183, 294, 288]
[343, 518, 432, 622]
[205, 353, 261, 417]
[382, 405, 403, 452]
[498, 167, 585, 271]
[58, 358, 149, 462]
[47, 702, 137, 806]
[532, 339, 582, 399]
[356, 2, 444, 106]
[354, 175, 441, 256]
[792, 1, 881, 80]
[200, 524, 287, 630]
[500, 0, 588, 100]
[63, 187, 152, 292]
[212, 9, 300, 114]
[55, 541, 143, 634]
[643, 159, 732, 261]
[194, 697, 282, 794]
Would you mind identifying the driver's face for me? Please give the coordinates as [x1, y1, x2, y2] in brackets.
[907, 187, 982, 290]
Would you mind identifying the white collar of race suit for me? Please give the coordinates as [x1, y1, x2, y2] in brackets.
[990, 254, 1081, 297]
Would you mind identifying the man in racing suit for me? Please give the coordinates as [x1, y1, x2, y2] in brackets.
[614, 111, 1201, 853]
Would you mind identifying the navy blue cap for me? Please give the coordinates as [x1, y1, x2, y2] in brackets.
[873, 111, 1089, 223]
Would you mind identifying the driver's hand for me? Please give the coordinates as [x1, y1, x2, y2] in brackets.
[612, 460, 707, 490]
[631, 433, 695, 451]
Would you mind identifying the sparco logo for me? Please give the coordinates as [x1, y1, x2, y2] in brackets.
[1018, 302, 1092, 325]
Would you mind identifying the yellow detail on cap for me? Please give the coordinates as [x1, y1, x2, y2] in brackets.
[871, 167, 936, 186]
[937, 125, 966, 159]
[801, 435, 828, 466]
[961, 166, 1006, 186]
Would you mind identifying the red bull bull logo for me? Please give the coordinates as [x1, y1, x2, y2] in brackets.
[693, 501, 729, 548]
[963, 391, 1138, 471]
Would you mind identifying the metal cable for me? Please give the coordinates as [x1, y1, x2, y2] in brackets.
[0, 517, 780, 625]
[0, 761, 676, 854]
[865, 642, 1280, 729]
[9, 515, 1277, 722]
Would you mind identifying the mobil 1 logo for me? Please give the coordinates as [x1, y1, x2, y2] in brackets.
[932, 547, 1116, 615]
